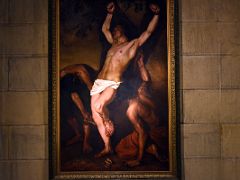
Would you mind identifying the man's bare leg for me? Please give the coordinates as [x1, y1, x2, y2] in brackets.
[139, 102, 162, 161]
[91, 88, 116, 158]
[83, 123, 92, 154]
[138, 102, 159, 129]
[126, 99, 147, 167]
[71, 92, 91, 120]
[66, 117, 81, 145]
[70, 92, 93, 150]
[91, 108, 112, 158]
[94, 88, 116, 120]
[127, 101, 161, 162]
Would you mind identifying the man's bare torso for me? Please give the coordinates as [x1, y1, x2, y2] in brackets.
[98, 39, 138, 82]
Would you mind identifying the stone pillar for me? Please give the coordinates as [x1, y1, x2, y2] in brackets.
[180, 0, 240, 180]
[0, 0, 48, 180]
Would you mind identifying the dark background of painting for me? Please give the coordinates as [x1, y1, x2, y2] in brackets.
[59, 0, 169, 171]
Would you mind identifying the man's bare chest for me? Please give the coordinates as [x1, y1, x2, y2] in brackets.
[108, 44, 130, 58]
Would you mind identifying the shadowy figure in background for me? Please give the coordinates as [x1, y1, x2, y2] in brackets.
[90, 1, 160, 158]
[116, 53, 160, 167]
[60, 64, 96, 153]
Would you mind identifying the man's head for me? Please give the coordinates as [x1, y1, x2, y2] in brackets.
[112, 25, 124, 38]
[112, 25, 128, 44]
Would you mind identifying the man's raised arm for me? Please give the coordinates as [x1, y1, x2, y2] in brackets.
[102, 2, 115, 44]
[138, 4, 160, 47]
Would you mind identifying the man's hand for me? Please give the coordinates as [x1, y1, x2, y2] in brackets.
[149, 4, 160, 15]
[107, 2, 115, 14]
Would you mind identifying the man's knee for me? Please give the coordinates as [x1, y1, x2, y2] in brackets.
[92, 112, 104, 127]
[94, 101, 104, 114]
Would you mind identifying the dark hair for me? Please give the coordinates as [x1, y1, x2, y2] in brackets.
[110, 10, 140, 40]
[111, 24, 125, 34]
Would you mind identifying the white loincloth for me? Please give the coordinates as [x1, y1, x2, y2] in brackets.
[90, 79, 121, 96]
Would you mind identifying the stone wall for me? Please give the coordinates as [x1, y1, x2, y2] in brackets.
[180, 0, 240, 179]
[0, 0, 48, 180]
[0, 0, 240, 180]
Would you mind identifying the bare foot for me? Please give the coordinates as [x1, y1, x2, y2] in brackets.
[66, 135, 81, 146]
[126, 159, 140, 167]
[95, 148, 112, 158]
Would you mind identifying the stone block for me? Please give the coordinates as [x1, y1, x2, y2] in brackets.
[184, 158, 220, 180]
[183, 90, 220, 123]
[182, 56, 220, 89]
[0, 56, 8, 91]
[1, 24, 48, 55]
[180, 0, 240, 22]
[0, 126, 8, 159]
[220, 159, 240, 180]
[11, 160, 48, 180]
[0, 26, 7, 54]
[9, 126, 47, 159]
[218, 0, 240, 22]
[181, 0, 218, 22]
[9, 58, 48, 91]
[222, 56, 240, 88]
[183, 124, 220, 157]
[219, 23, 240, 55]
[182, 23, 219, 55]
[0, 92, 48, 125]
[9, 0, 48, 23]
[179, 55, 184, 89]
[222, 124, 240, 158]
[0, 162, 11, 180]
[220, 90, 240, 123]
[179, 90, 184, 123]
[0, 0, 8, 23]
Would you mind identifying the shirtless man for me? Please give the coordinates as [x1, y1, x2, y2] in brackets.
[60, 64, 96, 153]
[90, 2, 160, 158]
[125, 54, 159, 167]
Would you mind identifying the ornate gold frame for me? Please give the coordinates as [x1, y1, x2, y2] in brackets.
[49, 0, 178, 179]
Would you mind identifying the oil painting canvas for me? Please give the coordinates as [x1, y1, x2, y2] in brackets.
[50, 0, 177, 179]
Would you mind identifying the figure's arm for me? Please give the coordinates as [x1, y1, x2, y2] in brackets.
[102, 2, 115, 44]
[127, 4, 160, 59]
[60, 65, 79, 78]
[76, 67, 93, 91]
[137, 54, 151, 82]
[137, 54, 155, 109]
[60, 65, 93, 90]
[138, 4, 160, 47]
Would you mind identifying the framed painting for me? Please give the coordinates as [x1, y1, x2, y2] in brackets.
[49, 0, 179, 179]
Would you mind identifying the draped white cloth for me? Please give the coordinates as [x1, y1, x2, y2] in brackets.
[90, 79, 121, 96]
